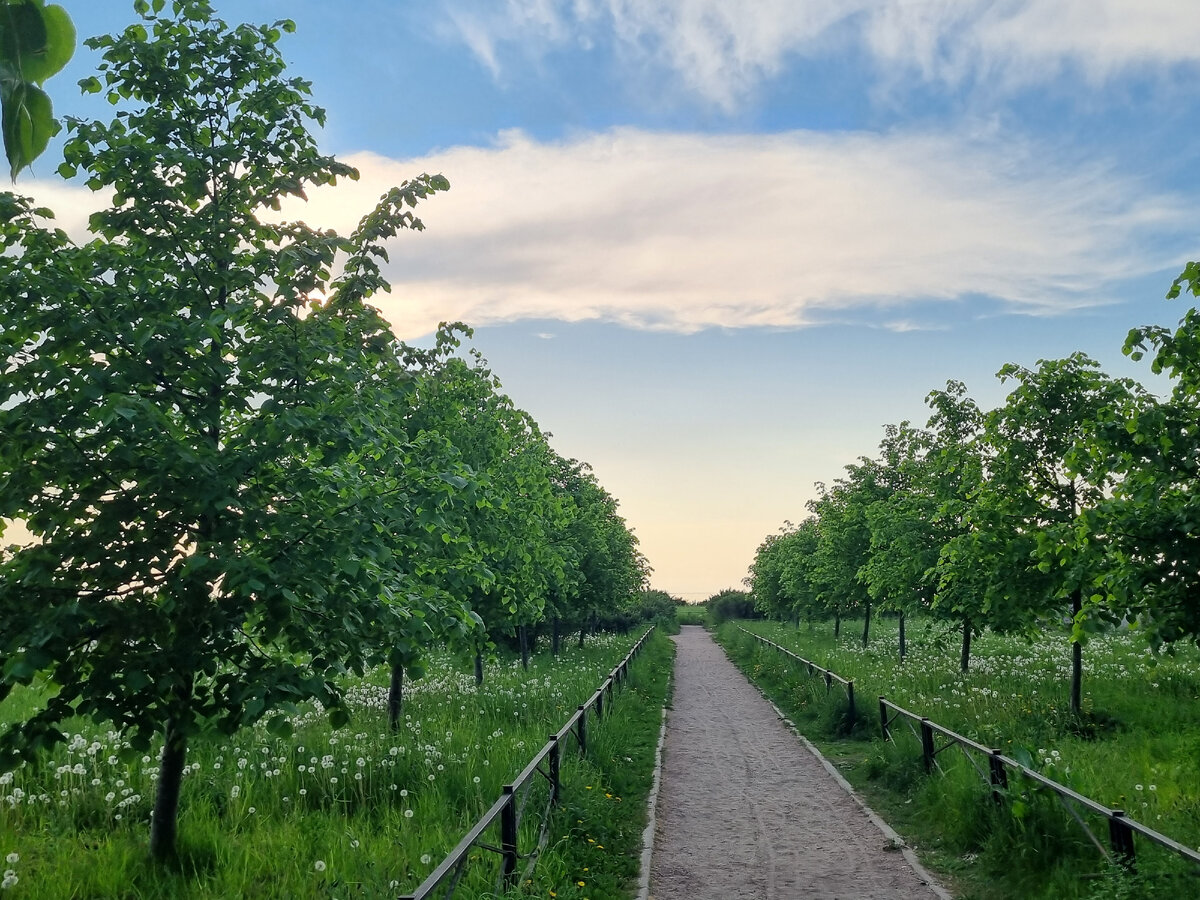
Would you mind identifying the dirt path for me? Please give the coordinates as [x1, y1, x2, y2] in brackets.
[647, 626, 948, 900]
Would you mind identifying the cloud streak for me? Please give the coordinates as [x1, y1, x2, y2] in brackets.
[440, 0, 1200, 109]
[21, 127, 1187, 340]
[298, 128, 1186, 338]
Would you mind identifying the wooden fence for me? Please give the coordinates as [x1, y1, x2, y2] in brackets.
[399, 626, 656, 900]
[737, 626, 856, 729]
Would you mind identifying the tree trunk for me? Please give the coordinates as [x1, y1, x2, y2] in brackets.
[149, 719, 189, 860]
[834, 611, 841, 639]
[898, 610, 907, 661]
[552, 617, 561, 657]
[387, 664, 403, 732]
[861, 601, 871, 648]
[960, 618, 972, 673]
[474, 652, 483, 687]
[578, 621, 586, 649]
[519, 624, 529, 671]
[1070, 589, 1083, 716]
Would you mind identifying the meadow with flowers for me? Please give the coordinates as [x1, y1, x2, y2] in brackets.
[721, 617, 1200, 899]
[0, 629, 672, 898]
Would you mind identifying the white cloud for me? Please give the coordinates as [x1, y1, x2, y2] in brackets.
[294, 128, 1186, 338]
[18, 128, 1187, 340]
[439, 0, 1200, 108]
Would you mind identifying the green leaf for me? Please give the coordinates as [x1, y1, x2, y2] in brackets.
[265, 714, 293, 738]
[18, 5, 76, 84]
[3, 82, 56, 179]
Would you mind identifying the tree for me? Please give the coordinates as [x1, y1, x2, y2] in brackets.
[1084, 265, 1200, 648]
[966, 355, 1142, 714]
[923, 381, 989, 672]
[0, 2, 461, 858]
[861, 421, 936, 660]
[808, 460, 887, 646]
[400, 334, 564, 677]
[748, 522, 796, 621]
[1, 0, 74, 177]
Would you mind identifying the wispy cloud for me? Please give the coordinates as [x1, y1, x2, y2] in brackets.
[21, 127, 1187, 339]
[297, 128, 1186, 337]
[439, 0, 1200, 109]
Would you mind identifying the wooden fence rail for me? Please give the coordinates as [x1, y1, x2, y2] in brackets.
[739, 623, 1200, 876]
[736, 626, 856, 729]
[399, 626, 656, 900]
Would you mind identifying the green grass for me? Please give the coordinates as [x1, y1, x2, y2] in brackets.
[0, 630, 671, 899]
[717, 618, 1200, 900]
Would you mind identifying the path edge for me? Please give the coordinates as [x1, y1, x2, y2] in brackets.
[757, 689, 955, 900]
[635, 671, 672, 900]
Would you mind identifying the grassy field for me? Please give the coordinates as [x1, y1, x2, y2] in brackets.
[719, 618, 1200, 900]
[0, 629, 673, 899]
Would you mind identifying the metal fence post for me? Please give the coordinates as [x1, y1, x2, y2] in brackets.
[501, 786, 518, 888]
[920, 719, 936, 773]
[577, 705, 587, 757]
[1108, 810, 1136, 869]
[824, 671, 832, 694]
[879, 698, 889, 742]
[989, 750, 1007, 805]
[548, 735, 561, 807]
[846, 681, 856, 730]
[596, 687, 604, 719]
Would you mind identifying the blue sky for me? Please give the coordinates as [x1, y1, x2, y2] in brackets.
[24, 1, 1200, 599]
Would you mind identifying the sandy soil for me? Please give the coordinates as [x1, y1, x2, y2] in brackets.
[647, 626, 948, 900]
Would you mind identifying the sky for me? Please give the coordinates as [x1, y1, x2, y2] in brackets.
[18, 1, 1200, 600]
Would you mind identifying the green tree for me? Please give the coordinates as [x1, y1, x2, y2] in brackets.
[808, 460, 887, 646]
[0, 2, 458, 858]
[1085, 267, 1200, 647]
[966, 355, 1142, 714]
[1, 0, 74, 177]
[924, 381, 989, 672]
[861, 421, 935, 660]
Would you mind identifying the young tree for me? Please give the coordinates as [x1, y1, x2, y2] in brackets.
[924, 381, 989, 672]
[1086, 265, 1200, 648]
[0, 2, 457, 858]
[861, 421, 936, 660]
[809, 460, 887, 646]
[966, 355, 1142, 714]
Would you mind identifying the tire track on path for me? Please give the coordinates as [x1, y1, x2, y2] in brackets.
[647, 626, 949, 900]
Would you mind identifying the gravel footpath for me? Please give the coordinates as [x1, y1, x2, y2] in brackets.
[647, 626, 950, 900]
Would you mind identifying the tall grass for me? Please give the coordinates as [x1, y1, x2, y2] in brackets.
[719, 618, 1200, 900]
[0, 631, 669, 899]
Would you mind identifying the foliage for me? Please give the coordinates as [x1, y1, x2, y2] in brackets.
[706, 588, 758, 625]
[1, 0, 74, 178]
[0, 0, 469, 858]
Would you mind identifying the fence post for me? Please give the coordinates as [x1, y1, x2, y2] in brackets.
[846, 681, 856, 730]
[501, 785, 518, 888]
[920, 719, 936, 773]
[596, 687, 604, 719]
[577, 705, 587, 757]
[879, 698, 889, 741]
[989, 750, 1007, 805]
[548, 735, 561, 807]
[824, 671, 833, 694]
[1108, 810, 1136, 869]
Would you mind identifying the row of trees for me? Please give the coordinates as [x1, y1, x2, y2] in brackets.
[750, 285, 1200, 717]
[0, 2, 648, 858]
